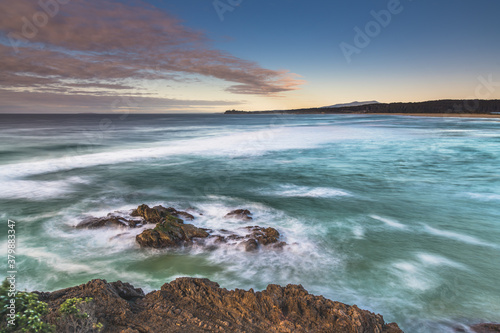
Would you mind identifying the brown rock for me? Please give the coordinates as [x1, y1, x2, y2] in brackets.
[176, 211, 195, 221]
[130, 204, 163, 224]
[225, 209, 253, 220]
[36, 278, 403, 333]
[242, 238, 259, 252]
[76, 215, 135, 229]
[155, 206, 195, 221]
[36, 279, 144, 331]
[136, 217, 209, 249]
[245, 226, 281, 245]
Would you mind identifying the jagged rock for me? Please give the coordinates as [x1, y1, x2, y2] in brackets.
[36, 278, 403, 333]
[76, 215, 139, 229]
[225, 209, 253, 220]
[207, 226, 286, 251]
[153, 205, 195, 221]
[245, 226, 280, 245]
[130, 204, 164, 224]
[136, 217, 209, 248]
[76, 204, 287, 251]
[176, 211, 195, 221]
[36, 279, 144, 331]
[77, 204, 194, 230]
[242, 238, 258, 252]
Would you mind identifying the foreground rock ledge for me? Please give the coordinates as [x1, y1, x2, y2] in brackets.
[36, 278, 403, 333]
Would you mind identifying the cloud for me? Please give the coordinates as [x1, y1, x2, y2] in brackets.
[0, 89, 243, 113]
[0, 0, 305, 110]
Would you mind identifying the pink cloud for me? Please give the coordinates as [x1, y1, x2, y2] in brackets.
[0, 0, 305, 101]
[0, 89, 244, 113]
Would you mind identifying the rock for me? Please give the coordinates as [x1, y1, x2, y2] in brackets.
[36, 279, 145, 331]
[36, 278, 403, 333]
[130, 204, 164, 224]
[176, 211, 195, 221]
[245, 226, 280, 245]
[136, 217, 209, 248]
[211, 235, 227, 244]
[154, 206, 195, 221]
[225, 209, 253, 220]
[76, 215, 136, 229]
[242, 239, 258, 252]
[206, 226, 286, 250]
[471, 323, 500, 333]
[76, 204, 287, 251]
[272, 241, 287, 249]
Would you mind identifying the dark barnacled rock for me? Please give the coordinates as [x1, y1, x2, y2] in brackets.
[224, 209, 253, 220]
[36, 278, 403, 333]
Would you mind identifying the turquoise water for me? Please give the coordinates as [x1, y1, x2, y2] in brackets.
[1, 113, 499, 332]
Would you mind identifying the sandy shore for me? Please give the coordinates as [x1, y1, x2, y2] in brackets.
[351, 113, 500, 119]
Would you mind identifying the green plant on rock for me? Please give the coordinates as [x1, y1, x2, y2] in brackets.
[57, 297, 103, 333]
[0, 279, 55, 333]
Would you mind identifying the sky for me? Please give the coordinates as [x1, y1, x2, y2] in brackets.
[1, 0, 499, 113]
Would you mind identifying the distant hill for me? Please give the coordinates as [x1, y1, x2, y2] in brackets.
[321, 101, 379, 108]
[224, 99, 500, 115]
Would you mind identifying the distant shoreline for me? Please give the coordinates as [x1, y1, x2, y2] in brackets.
[350, 113, 500, 119]
[224, 99, 500, 117]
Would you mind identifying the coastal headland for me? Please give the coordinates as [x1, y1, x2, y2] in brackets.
[224, 99, 500, 118]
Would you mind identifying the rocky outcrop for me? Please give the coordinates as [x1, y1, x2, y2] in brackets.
[131, 204, 166, 224]
[224, 209, 253, 220]
[76, 214, 141, 229]
[136, 216, 209, 248]
[76, 205, 286, 251]
[212, 226, 285, 251]
[36, 278, 403, 333]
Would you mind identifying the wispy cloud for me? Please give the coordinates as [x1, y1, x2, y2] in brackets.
[0, 89, 243, 113]
[0, 0, 304, 112]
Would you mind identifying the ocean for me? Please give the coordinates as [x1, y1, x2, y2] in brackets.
[1, 113, 499, 332]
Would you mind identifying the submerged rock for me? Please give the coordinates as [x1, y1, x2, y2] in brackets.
[225, 209, 253, 220]
[36, 278, 403, 333]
